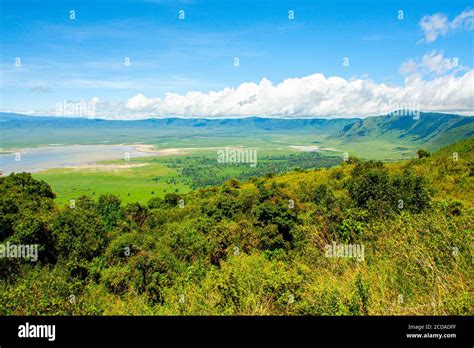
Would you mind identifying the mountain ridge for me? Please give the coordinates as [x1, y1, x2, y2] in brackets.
[0, 111, 472, 151]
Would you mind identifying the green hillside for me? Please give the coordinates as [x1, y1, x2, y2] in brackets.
[0, 138, 472, 315]
[333, 113, 474, 151]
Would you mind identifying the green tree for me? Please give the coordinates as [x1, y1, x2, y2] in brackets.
[417, 149, 431, 159]
[97, 194, 123, 231]
[52, 207, 106, 262]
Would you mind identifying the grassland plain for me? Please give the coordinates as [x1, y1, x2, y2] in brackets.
[34, 160, 190, 205]
[32, 135, 419, 205]
[3, 113, 436, 161]
[33, 148, 339, 205]
[6, 113, 448, 204]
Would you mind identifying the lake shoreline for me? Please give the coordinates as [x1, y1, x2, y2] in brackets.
[0, 143, 187, 174]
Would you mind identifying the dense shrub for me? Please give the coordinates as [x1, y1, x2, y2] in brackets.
[347, 162, 431, 215]
[52, 207, 106, 261]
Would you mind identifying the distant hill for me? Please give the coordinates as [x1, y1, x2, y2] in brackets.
[0, 112, 472, 152]
[0, 112, 354, 133]
[333, 112, 474, 150]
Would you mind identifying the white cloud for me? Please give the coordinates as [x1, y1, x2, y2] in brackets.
[400, 51, 463, 76]
[420, 9, 474, 43]
[15, 60, 473, 119]
[399, 60, 418, 76]
[126, 93, 157, 110]
[107, 69, 474, 119]
[451, 8, 474, 31]
[419, 13, 449, 43]
[421, 52, 460, 75]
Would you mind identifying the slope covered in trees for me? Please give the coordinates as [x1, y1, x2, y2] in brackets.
[0, 139, 472, 315]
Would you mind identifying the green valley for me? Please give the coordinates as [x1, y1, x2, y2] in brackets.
[1, 138, 472, 315]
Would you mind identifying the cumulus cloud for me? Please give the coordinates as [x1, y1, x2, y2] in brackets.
[400, 51, 463, 76]
[420, 8, 474, 43]
[115, 69, 473, 119]
[126, 94, 157, 110]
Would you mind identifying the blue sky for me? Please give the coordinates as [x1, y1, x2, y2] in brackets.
[0, 0, 473, 118]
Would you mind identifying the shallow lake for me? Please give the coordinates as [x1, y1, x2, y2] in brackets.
[0, 144, 158, 174]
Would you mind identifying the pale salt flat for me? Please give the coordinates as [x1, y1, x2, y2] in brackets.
[289, 145, 339, 152]
[0, 144, 179, 174]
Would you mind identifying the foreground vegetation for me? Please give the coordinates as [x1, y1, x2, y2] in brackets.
[0, 139, 472, 315]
